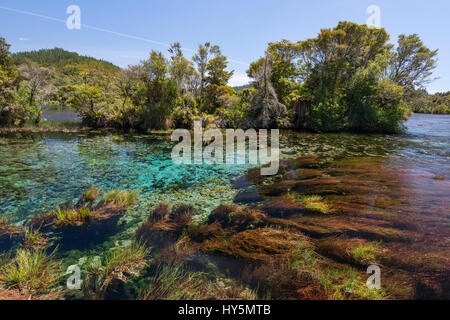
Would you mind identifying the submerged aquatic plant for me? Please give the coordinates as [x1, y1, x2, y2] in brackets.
[291, 240, 320, 272]
[350, 242, 382, 263]
[318, 267, 389, 300]
[300, 195, 332, 214]
[0, 252, 11, 270]
[84, 185, 101, 202]
[83, 241, 150, 300]
[0, 249, 61, 296]
[148, 203, 169, 223]
[104, 190, 138, 208]
[23, 227, 53, 250]
[51, 207, 92, 226]
[103, 241, 150, 283]
[0, 216, 9, 228]
[142, 263, 204, 300]
[141, 263, 257, 300]
[136, 203, 194, 247]
[208, 204, 268, 231]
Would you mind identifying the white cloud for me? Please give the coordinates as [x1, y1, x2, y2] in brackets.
[229, 72, 251, 87]
[19, 37, 31, 41]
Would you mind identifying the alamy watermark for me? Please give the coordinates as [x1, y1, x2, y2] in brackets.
[171, 121, 280, 176]
[66, 5, 81, 30]
[366, 265, 382, 290]
[367, 5, 381, 28]
[66, 265, 82, 290]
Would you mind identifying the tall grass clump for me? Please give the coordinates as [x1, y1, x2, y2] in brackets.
[319, 267, 389, 300]
[350, 241, 382, 263]
[51, 207, 92, 226]
[290, 240, 320, 272]
[0, 216, 9, 227]
[141, 263, 258, 300]
[83, 241, 149, 300]
[0, 249, 61, 295]
[104, 190, 138, 208]
[23, 227, 52, 250]
[84, 185, 101, 202]
[142, 263, 205, 300]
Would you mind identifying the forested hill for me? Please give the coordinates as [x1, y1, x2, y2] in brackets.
[12, 48, 119, 72]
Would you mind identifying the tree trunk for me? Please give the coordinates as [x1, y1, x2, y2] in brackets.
[294, 100, 310, 130]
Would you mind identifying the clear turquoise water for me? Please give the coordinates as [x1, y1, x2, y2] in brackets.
[0, 114, 449, 225]
[0, 133, 249, 223]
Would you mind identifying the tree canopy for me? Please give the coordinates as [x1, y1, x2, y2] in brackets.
[0, 22, 443, 131]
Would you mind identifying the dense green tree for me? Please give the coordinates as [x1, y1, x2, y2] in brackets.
[206, 50, 234, 86]
[1, 37, 42, 126]
[266, 40, 302, 107]
[254, 21, 432, 133]
[192, 42, 235, 113]
[142, 51, 167, 82]
[404, 89, 449, 114]
[168, 43, 197, 93]
[137, 51, 180, 129]
[69, 84, 103, 122]
[192, 42, 217, 100]
[1, 22, 441, 132]
[116, 65, 141, 108]
[0, 37, 20, 108]
[12, 48, 118, 72]
[297, 22, 391, 105]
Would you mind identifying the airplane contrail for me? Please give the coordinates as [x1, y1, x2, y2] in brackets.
[0, 5, 250, 67]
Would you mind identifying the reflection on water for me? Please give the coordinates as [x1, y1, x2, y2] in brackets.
[41, 106, 81, 122]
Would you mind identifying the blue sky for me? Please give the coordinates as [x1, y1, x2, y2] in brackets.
[0, 0, 448, 92]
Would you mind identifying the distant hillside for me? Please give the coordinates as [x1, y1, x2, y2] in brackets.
[406, 89, 450, 114]
[12, 48, 119, 72]
[233, 84, 252, 92]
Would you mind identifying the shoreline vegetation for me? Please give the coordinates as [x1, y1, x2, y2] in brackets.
[1, 21, 447, 135]
[0, 110, 447, 135]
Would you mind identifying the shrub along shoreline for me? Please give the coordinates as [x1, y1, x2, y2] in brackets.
[1, 21, 445, 134]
